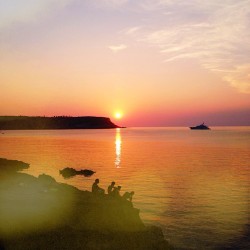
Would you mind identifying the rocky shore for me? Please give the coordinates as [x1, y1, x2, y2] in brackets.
[0, 158, 172, 250]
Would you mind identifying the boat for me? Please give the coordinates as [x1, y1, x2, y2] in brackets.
[190, 123, 210, 130]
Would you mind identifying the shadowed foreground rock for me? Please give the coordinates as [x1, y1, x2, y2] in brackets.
[0, 158, 172, 250]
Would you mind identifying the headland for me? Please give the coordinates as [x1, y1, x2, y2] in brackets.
[0, 116, 121, 130]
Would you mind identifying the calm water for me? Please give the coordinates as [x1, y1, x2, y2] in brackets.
[1, 127, 249, 249]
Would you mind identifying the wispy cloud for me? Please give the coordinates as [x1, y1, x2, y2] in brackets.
[126, 0, 250, 93]
[1, 0, 249, 93]
[223, 64, 250, 93]
[103, 0, 129, 5]
[108, 44, 128, 52]
[93, 0, 130, 8]
[0, 0, 72, 29]
[124, 26, 142, 35]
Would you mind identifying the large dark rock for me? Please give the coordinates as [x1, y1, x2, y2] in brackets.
[0, 160, 172, 249]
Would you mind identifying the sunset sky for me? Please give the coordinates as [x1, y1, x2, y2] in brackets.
[1, 0, 250, 126]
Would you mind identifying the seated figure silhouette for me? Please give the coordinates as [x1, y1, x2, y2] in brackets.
[107, 181, 115, 194]
[92, 179, 105, 194]
[111, 185, 121, 197]
[122, 191, 134, 202]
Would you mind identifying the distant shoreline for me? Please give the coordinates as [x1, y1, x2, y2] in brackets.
[0, 116, 123, 130]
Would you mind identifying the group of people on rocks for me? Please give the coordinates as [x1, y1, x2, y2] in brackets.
[92, 179, 134, 202]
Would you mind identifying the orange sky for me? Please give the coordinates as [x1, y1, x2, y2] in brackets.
[0, 1, 249, 126]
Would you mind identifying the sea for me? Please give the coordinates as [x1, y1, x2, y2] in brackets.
[1, 127, 249, 249]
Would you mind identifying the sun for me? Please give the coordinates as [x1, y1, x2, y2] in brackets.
[114, 112, 123, 119]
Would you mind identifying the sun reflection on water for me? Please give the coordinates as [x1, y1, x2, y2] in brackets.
[115, 128, 122, 168]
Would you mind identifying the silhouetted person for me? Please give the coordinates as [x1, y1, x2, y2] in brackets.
[92, 179, 104, 194]
[107, 181, 115, 194]
[122, 191, 134, 202]
[112, 185, 121, 197]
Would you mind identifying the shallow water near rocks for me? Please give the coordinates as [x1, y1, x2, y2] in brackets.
[1, 127, 249, 249]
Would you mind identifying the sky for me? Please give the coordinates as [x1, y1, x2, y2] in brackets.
[0, 0, 250, 126]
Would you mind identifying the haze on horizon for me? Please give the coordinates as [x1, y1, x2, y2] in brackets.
[0, 0, 250, 126]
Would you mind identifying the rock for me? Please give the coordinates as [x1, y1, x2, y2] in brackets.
[0, 158, 29, 173]
[0, 159, 172, 249]
[78, 169, 95, 177]
[60, 167, 95, 179]
[38, 174, 56, 185]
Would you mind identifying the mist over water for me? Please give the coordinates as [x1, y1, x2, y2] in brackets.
[1, 127, 249, 249]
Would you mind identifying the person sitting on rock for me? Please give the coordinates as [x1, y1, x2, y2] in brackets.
[111, 185, 121, 197]
[92, 179, 105, 194]
[107, 181, 115, 194]
[122, 191, 134, 202]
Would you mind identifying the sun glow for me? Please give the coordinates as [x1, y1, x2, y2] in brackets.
[114, 112, 123, 119]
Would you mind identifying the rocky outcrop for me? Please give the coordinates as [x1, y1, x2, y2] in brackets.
[60, 167, 95, 179]
[0, 116, 121, 130]
[0, 158, 172, 250]
[0, 158, 30, 173]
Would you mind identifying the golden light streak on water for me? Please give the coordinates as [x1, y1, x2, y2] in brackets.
[115, 128, 122, 168]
